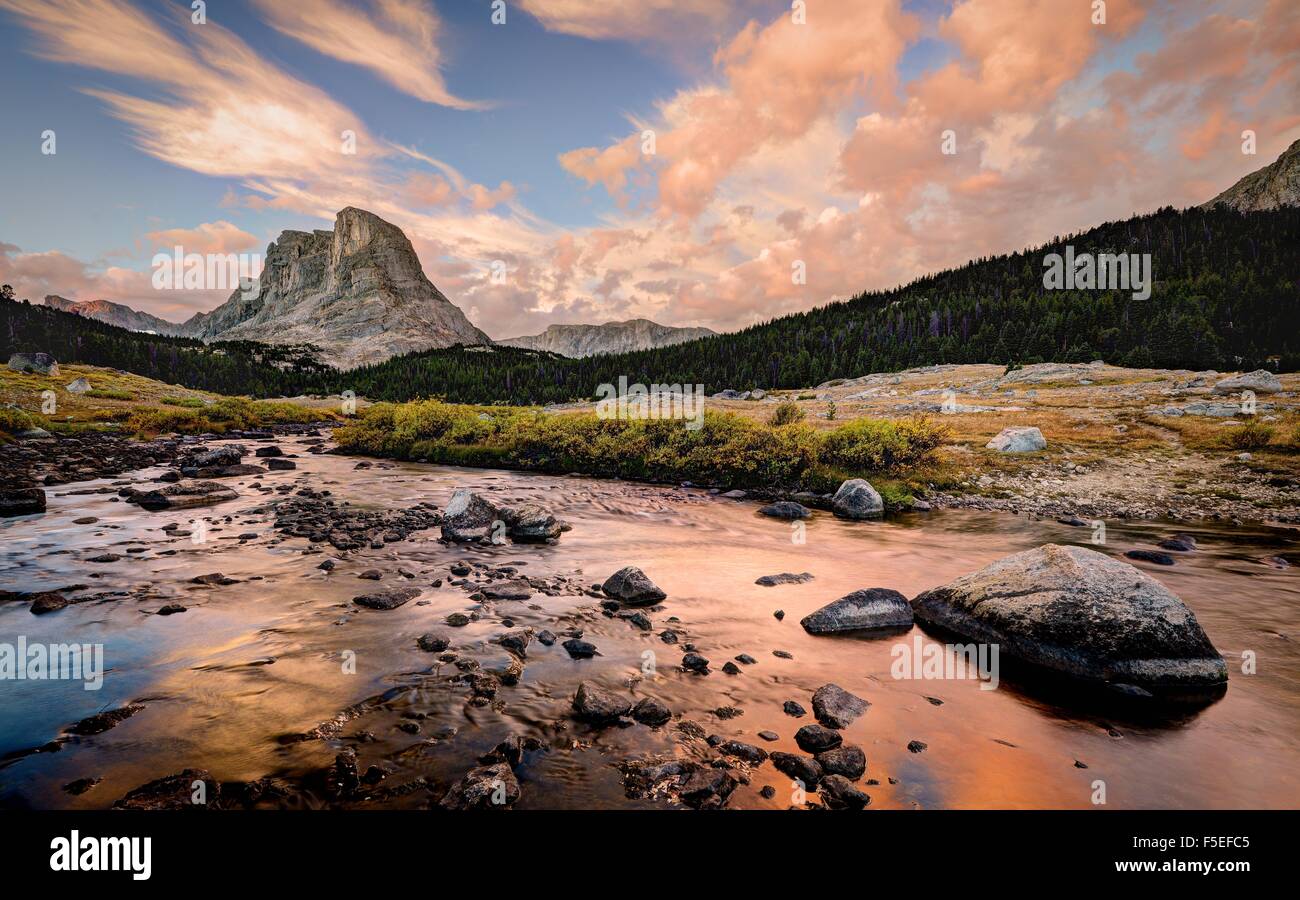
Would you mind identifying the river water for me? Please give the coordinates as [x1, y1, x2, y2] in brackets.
[2, 435, 1298, 809]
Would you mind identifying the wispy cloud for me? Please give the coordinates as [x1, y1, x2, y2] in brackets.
[250, 0, 487, 109]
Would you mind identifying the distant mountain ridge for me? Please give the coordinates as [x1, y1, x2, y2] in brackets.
[1203, 138, 1300, 211]
[498, 318, 716, 357]
[43, 295, 186, 337]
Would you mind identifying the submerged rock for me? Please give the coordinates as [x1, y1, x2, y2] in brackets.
[439, 763, 520, 810]
[1125, 549, 1175, 566]
[601, 566, 666, 605]
[801, 589, 912, 633]
[131, 481, 237, 511]
[572, 680, 632, 723]
[114, 768, 219, 810]
[352, 587, 421, 610]
[795, 724, 842, 753]
[631, 697, 672, 726]
[0, 487, 46, 517]
[770, 752, 822, 787]
[819, 774, 870, 809]
[756, 572, 813, 586]
[815, 745, 866, 780]
[910, 544, 1228, 700]
[759, 501, 812, 520]
[831, 479, 884, 520]
[811, 683, 869, 729]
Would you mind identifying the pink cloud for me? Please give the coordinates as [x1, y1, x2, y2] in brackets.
[250, 0, 486, 110]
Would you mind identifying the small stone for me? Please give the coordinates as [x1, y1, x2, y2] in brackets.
[795, 724, 842, 753]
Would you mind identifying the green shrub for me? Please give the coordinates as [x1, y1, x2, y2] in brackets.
[161, 396, 207, 408]
[1218, 419, 1275, 451]
[769, 401, 806, 426]
[128, 398, 332, 437]
[0, 406, 48, 439]
[820, 417, 947, 474]
[85, 388, 134, 400]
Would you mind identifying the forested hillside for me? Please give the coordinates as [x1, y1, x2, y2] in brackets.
[4, 204, 1297, 405]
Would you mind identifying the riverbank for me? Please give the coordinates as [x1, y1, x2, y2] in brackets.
[4, 361, 1298, 525]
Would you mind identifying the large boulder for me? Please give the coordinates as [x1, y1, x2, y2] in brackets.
[7, 352, 59, 376]
[910, 544, 1228, 700]
[179, 446, 245, 471]
[1213, 370, 1282, 395]
[441, 489, 500, 543]
[0, 487, 46, 517]
[985, 426, 1046, 453]
[801, 589, 912, 633]
[65, 377, 91, 394]
[601, 566, 666, 605]
[831, 479, 884, 520]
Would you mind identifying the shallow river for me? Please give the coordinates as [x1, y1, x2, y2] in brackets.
[2, 435, 1298, 809]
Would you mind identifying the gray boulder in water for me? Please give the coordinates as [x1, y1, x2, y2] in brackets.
[759, 500, 812, 519]
[7, 352, 59, 376]
[130, 481, 237, 511]
[601, 566, 666, 605]
[910, 544, 1228, 701]
[831, 479, 883, 520]
[1212, 370, 1282, 395]
[441, 489, 500, 543]
[499, 502, 563, 542]
[801, 589, 912, 633]
[985, 426, 1046, 453]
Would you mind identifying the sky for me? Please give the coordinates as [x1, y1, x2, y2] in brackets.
[0, 0, 1296, 340]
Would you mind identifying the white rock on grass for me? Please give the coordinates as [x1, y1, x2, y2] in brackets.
[985, 426, 1046, 453]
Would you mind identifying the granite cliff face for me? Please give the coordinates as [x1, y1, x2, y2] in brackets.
[1202, 138, 1300, 211]
[499, 319, 715, 358]
[182, 207, 491, 369]
[43, 295, 186, 336]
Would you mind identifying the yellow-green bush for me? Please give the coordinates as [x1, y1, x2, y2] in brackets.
[335, 400, 943, 495]
[1217, 419, 1275, 451]
[769, 401, 806, 426]
[127, 397, 334, 437]
[0, 406, 49, 440]
[820, 416, 947, 473]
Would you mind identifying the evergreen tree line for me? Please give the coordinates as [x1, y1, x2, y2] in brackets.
[3, 204, 1297, 406]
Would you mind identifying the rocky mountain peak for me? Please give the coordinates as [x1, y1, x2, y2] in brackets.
[182, 207, 490, 369]
[1203, 138, 1300, 211]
